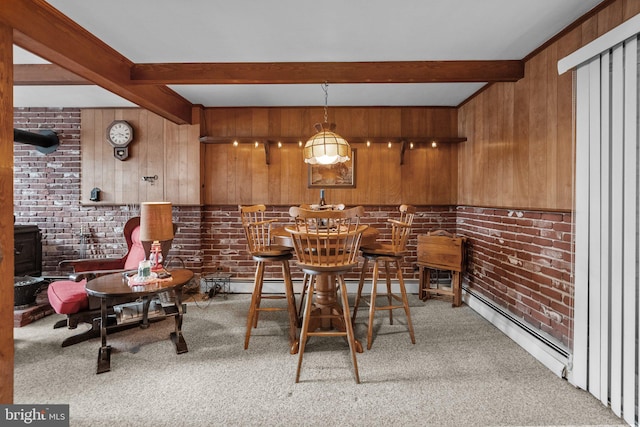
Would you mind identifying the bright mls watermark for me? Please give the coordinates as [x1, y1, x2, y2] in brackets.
[1, 405, 69, 426]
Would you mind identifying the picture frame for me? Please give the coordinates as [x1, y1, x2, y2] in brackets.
[307, 149, 356, 188]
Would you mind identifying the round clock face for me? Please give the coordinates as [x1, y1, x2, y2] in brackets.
[107, 121, 133, 147]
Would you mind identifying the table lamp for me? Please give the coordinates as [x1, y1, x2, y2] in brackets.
[140, 202, 174, 272]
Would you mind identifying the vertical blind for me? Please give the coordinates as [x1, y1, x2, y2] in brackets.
[573, 35, 638, 425]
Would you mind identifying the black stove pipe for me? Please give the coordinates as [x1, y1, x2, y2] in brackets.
[13, 129, 59, 154]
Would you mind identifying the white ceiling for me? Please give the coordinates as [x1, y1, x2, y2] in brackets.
[13, 0, 604, 108]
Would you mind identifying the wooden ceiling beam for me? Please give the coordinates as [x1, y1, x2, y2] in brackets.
[14, 64, 89, 85]
[1, 0, 193, 124]
[131, 60, 524, 84]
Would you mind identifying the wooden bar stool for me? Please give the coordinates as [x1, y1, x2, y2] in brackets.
[239, 205, 299, 355]
[287, 206, 368, 383]
[352, 205, 416, 350]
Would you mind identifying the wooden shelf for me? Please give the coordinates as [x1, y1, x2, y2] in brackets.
[199, 136, 467, 165]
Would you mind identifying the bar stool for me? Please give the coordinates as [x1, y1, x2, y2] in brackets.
[239, 205, 299, 355]
[352, 204, 416, 350]
[296, 203, 345, 325]
[287, 206, 368, 383]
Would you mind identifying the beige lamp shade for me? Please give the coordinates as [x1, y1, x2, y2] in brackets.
[140, 202, 174, 241]
[303, 123, 351, 165]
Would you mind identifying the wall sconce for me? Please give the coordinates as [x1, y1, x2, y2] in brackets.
[431, 141, 438, 148]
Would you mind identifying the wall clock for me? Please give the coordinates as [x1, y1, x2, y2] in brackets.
[106, 120, 134, 160]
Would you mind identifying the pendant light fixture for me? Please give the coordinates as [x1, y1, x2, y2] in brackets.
[303, 82, 351, 165]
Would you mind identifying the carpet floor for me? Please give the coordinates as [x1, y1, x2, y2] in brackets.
[13, 294, 625, 427]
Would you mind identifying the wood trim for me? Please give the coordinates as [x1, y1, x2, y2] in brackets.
[2, 0, 193, 124]
[131, 60, 524, 84]
[0, 21, 14, 404]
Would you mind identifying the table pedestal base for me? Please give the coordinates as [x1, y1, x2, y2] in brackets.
[302, 274, 363, 353]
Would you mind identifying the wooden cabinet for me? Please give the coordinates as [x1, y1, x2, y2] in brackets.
[81, 109, 201, 205]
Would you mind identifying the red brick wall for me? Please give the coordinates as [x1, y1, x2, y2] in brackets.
[13, 108, 574, 348]
[456, 207, 573, 347]
[203, 205, 457, 281]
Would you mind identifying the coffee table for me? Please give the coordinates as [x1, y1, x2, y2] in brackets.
[85, 268, 194, 374]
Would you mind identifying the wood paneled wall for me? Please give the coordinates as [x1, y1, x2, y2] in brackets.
[202, 107, 459, 206]
[457, 0, 640, 211]
[81, 109, 201, 205]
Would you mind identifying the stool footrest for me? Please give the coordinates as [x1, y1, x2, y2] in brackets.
[307, 331, 347, 338]
[256, 307, 288, 312]
[373, 305, 405, 311]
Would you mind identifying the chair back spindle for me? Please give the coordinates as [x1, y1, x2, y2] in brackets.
[388, 204, 416, 254]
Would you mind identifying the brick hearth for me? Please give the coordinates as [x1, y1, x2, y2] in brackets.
[14, 290, 54, 328]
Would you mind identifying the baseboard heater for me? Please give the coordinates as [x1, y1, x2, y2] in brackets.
[463, 286, 570, 379]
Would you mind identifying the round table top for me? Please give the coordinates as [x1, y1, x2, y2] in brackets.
[271, 225, 379, 248]
[85, 268, 194, 298]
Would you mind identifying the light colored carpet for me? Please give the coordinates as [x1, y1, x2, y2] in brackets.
[13, 294, 625, 427]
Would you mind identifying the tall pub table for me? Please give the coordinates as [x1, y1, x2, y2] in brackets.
[85, 268, 194, 374]
[272, 225, 379, 353]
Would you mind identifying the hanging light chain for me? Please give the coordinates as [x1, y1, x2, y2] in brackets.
[322, 81, 329, 124]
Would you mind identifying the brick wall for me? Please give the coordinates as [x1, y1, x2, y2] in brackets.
[203, 205, 457, 281]
[13, 108, 203, 275]
[13, 108, 574, 348]
[456, 207, 573, 347]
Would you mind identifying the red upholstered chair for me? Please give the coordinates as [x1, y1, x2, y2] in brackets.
[47, 217, 174, 347]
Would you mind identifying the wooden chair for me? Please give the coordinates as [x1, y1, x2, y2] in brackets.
[47, 217, 177, 346]
[239, 205, 299, 355]
[352, 204, 416, 350]
[287, 206, 368, 383]
[296, 203, 345, 324]
[417, 230, 466, 307]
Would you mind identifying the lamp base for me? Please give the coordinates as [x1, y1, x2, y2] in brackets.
[149, 240, 164, 272]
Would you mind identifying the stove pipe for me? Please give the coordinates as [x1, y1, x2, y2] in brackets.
[14, 129, 59, 154]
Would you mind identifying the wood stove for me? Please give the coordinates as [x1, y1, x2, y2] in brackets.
[14, 224, 42, 277]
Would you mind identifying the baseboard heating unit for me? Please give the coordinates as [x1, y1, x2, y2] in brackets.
[463, 287, 570, 379]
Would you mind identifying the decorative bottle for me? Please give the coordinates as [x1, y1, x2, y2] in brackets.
[319, 189, 326, 207]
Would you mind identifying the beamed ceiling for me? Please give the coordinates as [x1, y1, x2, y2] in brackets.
[3, 0, 606, 124]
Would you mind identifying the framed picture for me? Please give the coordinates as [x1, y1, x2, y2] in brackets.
[307, 149, 356, 188]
